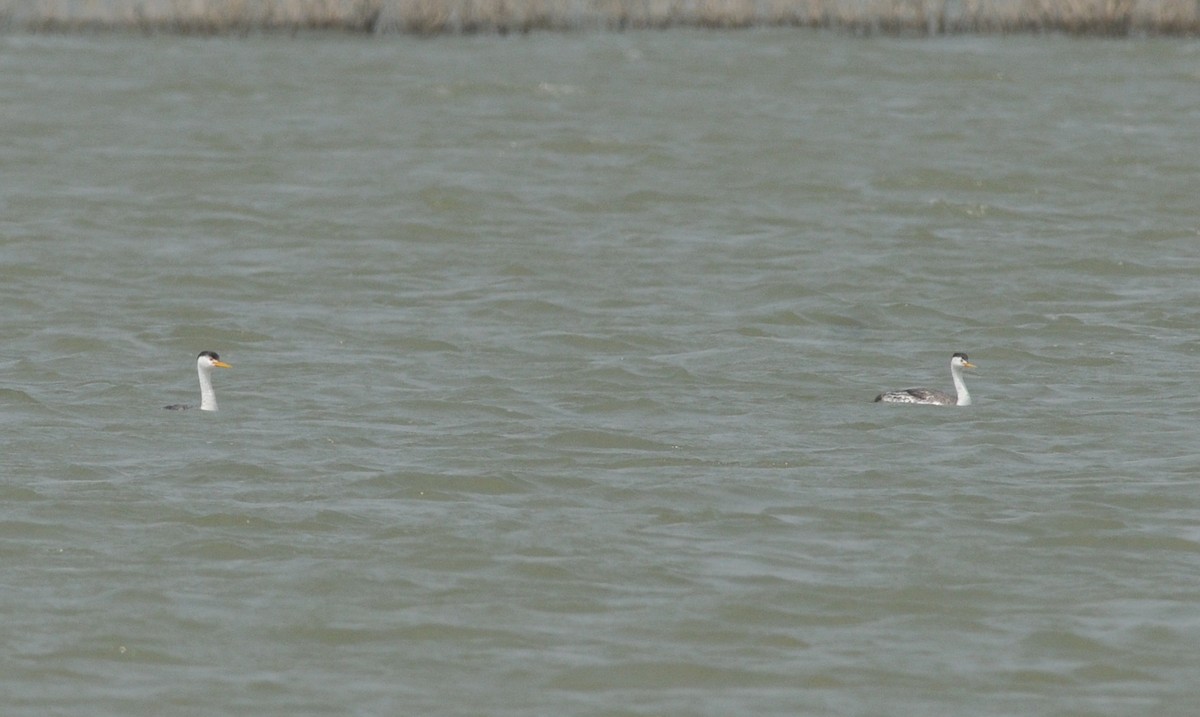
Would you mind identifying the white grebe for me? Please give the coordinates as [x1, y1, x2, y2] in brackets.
[164, 351, 232, 411]
[875, 353, 976, 406]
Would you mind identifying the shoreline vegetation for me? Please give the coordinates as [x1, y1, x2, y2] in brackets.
[3, 0, 1198, 35]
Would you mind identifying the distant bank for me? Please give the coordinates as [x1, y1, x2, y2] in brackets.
[3, 0, 1198, 36]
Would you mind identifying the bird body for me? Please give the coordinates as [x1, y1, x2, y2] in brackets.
[165, 351, 231, 411]
[875, 353, 975, 406]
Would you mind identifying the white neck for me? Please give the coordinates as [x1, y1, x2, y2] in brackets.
[198, 366, 218, 411]
[951, 364, 971, 406]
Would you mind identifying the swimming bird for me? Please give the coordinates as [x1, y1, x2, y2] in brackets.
[164, 351, 232, 411]
[875, 353, 976, 406]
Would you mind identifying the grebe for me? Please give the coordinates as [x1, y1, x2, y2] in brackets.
[164, 351, 231, 411]
[875, 353, 975, 406]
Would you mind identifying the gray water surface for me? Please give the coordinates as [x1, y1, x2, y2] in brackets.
[3, 31, 1200, 716]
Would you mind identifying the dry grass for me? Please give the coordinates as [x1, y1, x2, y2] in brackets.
[1, 0, 1196, 34]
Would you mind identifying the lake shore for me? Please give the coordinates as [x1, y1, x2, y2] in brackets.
[4, 0, 1198, 36]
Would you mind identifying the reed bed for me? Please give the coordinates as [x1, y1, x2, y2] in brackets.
[2, 0, 1197, 34]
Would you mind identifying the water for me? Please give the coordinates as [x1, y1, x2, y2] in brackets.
[2, 30, 1199, 716]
